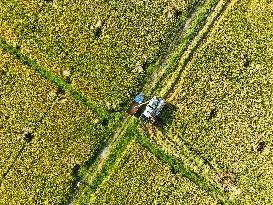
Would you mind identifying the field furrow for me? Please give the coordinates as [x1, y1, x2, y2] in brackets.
[145, 0, 221, 97]
[159, 0, 231, 98]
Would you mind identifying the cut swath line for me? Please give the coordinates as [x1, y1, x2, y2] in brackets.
[145, 0, 220, 97]
[159, 0, 232, 101]
[143, 1, 201, 79]
[136, 133, 233, 205]
[144, 124, 223, 178]
[0, 37, 109, 120]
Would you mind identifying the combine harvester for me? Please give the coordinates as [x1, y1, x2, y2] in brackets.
[127, 92, 165, 125]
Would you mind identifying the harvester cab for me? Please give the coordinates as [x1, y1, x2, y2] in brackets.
[127, 93, 165, 125]
[127, 92, 145, 115]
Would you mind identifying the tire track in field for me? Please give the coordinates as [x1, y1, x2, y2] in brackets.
[70, 117, 139, 205]
[140, 0, 236, 203]
[145, 0, 218, 97]
[142, 123, 236, 202]
[145, 9, 197, 97]
[155, 0, 235, 185]
[159, 0, 232, 100]
[71, 0, 228, 204]
[67, 117, 130, 204]
[158, 0, 242, 199]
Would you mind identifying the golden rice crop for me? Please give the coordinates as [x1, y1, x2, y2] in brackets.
[91, 142, 216, 205]
[0, 0, 203, 109]
[157, 0, 273, 203]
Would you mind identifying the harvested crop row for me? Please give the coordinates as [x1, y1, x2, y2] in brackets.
[0, 0, 204, 110]
[158, 0, 273, 204]
[0, 49, 56, 179]
[145, 0, 220, 97]
[0, 93, 111, 204]
[90, 142, 216, 205]
[146, 128, 224, 194]
[158, 0, 229, 98]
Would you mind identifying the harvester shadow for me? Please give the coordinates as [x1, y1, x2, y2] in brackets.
[134, 104, 147, 119]
[154, 102, 178, 130]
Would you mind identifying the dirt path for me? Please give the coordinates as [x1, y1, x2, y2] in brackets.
[68, 116, 131, 204]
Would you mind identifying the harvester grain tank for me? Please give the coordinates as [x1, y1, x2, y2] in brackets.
[127, 93, 165, 125]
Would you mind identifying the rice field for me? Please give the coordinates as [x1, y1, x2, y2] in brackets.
[151, 0, 273, 204]
[0, 49, 57, 180]
[90, 142, 217, 205]
[0, 92, 111, 204]
[0, 0, 204, 109]
[0, 50, 111, 204]
[1, 0, 273, 204]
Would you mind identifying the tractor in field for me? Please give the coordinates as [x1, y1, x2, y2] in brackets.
[127, 93, 165, 125]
